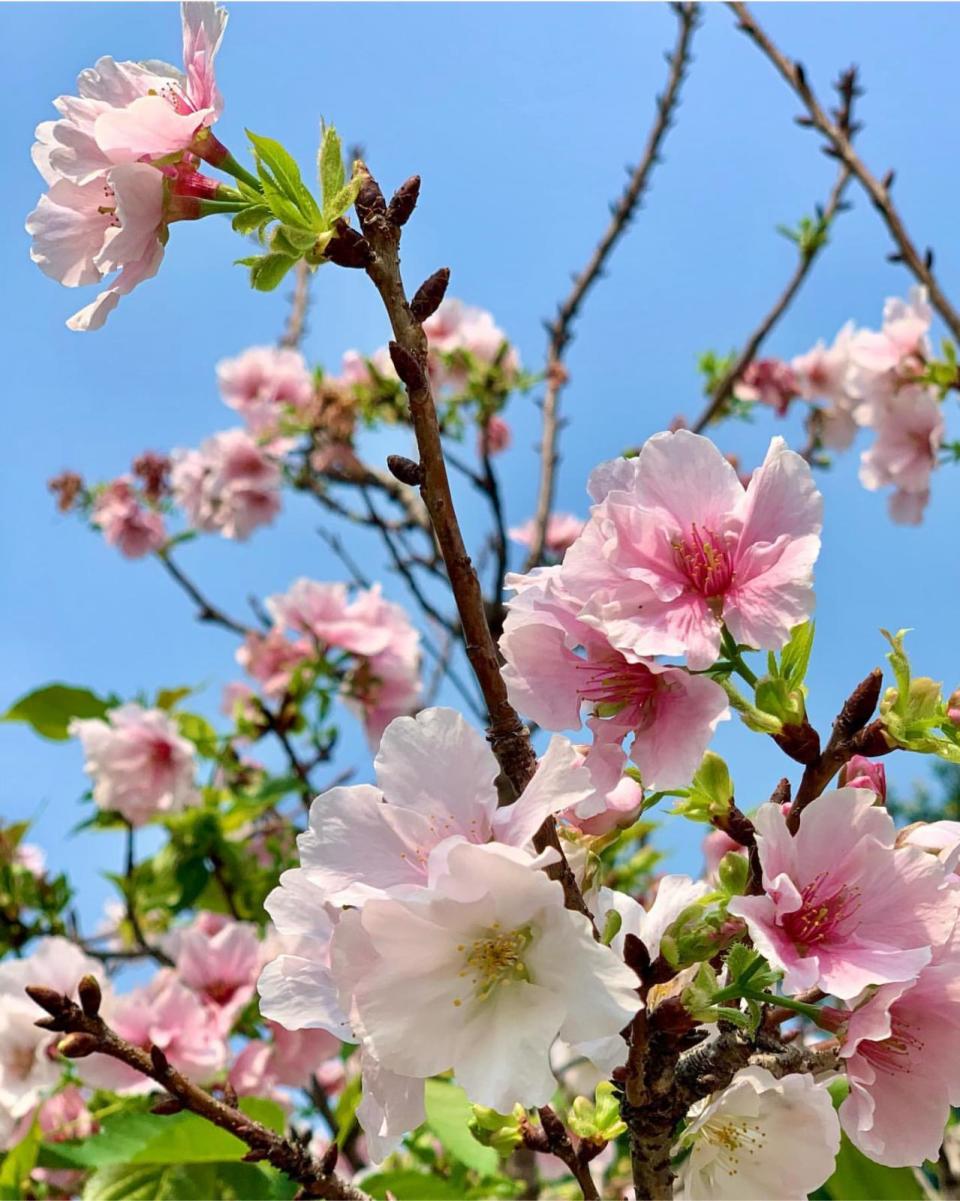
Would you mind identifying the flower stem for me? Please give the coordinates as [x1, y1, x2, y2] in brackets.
[741, 988, 829, 1026]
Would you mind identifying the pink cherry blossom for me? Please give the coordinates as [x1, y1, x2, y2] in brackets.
[837, 754, 886, 801]
[848, 287, 931, 418]
[70, 703, 199, 826]
[171, 428, 283, 540]
[344, 648, 423, 749]
[82, 972, 227, 1094]
[565, 768, 643, 837]
[733, 358, 798, 416]
[236, 628, 312, 699]
[897, 820, 960, 875]
[422, 299, 520, 389]
[837, 925, 960, 1167]
[701, 827, 744, 882]
[266, 1021, 343, 1089]
[92, 478, 166, 558]
[729, 787, 956, 1000]
[295, 706, 595, 906]
[34, 1086, 98, 1142]
[509, 513, 585, 560]
[12, 843, 46, 879]
[330, 840, 640, 1114]
[500, 566, 729, 791]
[859, 386, 943, 525]
[221, 680, 258, 722]
[217, 346, 315, 435]
[0, 940, 105, 1120]
[478, 414, 511, 456]
[791, 322, 858, 449]
[562, 431, 822, 670]
[268, 580, 408, 659]
[170, 911, 262, 1033]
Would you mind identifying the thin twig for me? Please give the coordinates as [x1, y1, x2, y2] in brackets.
[24, 988, 366, 1201]
[279, 259, 312, 350]
[156, 551, 249, 637]
[691, 164, 852, 432]
[729, 1, 960, 344]
[524, 2, 700, 570]
[121, 824, 173, 967]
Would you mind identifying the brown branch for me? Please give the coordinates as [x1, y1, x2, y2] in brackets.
[279, 259, 312, 350]
[524, 2, 700, 570]
[354, 167, 594, 925]
[519, 1107, 600, 1201]
[730, 1, 960, 345]
[121, 823, 173, 967]
[25, 985, 367, 1201]
[691, 163, 852, 432]
[156, 550, 250, 637]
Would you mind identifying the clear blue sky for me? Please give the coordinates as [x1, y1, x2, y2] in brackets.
[3, 2, 959, 928]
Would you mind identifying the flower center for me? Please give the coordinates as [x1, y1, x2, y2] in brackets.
[672, 524, 735, 598]
[456, 922, 532, 1002]
[781, 874, 861, 952]
[860, 1016, 925, 1075]
[575, 657, 663, 729]
[700, 1114, 767, 1174]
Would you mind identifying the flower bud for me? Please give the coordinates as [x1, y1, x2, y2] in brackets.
[58, 1033, 98, 1059]
[78, 974, 102, 1018]
[838, 755, 886, 802]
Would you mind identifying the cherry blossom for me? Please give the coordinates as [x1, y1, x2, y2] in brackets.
[70, 703, 199, 826]
[217, 346, 315, 435]
[792, 322, 858, 448]
[859, 386, 943, 525]
[294, 706, 595, 905]
[560, 431, 822, 670]
[500, 566, 729, 790]
[479, 414, 511, 456]
[171, 428, 283, 539]
[733, 358, 798, 415]
[92, 478, 166, 558]
[330, 840, 641, 1113]
[169, 911, 262, 1033]
[236, 628, 311, 699]
[729, 787, 956, 999]
[837, 754, 887, 801]
[673, 1067, 840, 1200]
[897, 820, 960, 875]
[267, 579, 410, 659]
[508, 513, 584, 558]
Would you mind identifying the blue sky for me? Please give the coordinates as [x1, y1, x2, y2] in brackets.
[3, 2, 959, 928]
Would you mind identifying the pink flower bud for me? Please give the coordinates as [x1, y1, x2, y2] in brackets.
[838, 755, 886, 802]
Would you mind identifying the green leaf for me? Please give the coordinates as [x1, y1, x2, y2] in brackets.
[237, 252, 298, 293]
[175, 712, 219, 758]
[325, 178, 363, 226]
[81, 1161, 292, 1201]
[361, 1170, 465, 1200]
[247, 130, 323, 229]
[318, 125, 345, 212]
[155, 687, 194, 712]
[0, 1122, 40, 1200]
[817, 1134, 923, 1200]
[3, 684, 110, 741]
[778, 620, 815, 686]
[231, 205, 274, 237]
[424, 1080, 498, 1176]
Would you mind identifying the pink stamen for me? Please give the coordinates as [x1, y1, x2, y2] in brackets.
[672, 523, 735, 598]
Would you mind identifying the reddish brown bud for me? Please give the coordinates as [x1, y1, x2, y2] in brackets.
[713, 802, 756, 848]
[150, 1044, 170, 1074]
[388, 341, 426, 392]
[48, 470, 84, 514]
[622, 932, 650, 978]
[324, 220, 372, 269]
[25, 985, 68, 1016]
[769, 777, 792, 806]
[34, 1015, 68, 1032]
[387, 175, 421, 227]
[222, 1082, 239, 1109]
[835, 669, 883, 740]
[354, 170, 387, 233]
[78, 974, 102, 1018]
[242, 1149, 268, 1163]
[320, 1141, 340, 1175]
[410, 267, 450, 323]
[150, 1097, 184, 1116]
[386, 455, 423, 487]
[58, 1032, 98, 1059]
[773, 718, 822, 765]
[131, 452, 170, 504]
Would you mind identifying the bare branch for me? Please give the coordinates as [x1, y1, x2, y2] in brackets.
[279, 258, 312, 350]
[525, 2, 700, 569]
[729, 1, 960, 344]
[156, 550, 250, 637]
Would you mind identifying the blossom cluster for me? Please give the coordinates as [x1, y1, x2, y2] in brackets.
[733, 288, 947, 524]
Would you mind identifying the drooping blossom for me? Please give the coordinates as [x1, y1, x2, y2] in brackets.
[28, 4, 229, 328]
[293, 706, 595, 906]
[836, 925, 960, 1167]
[81, 973, 227, 1094]
[729, 787, 956, 1000]
[168, 911, 262, 1033]
[329, 840, 641, 1113]
[500, 566, 729, 791]
[508, 514, 584, 559]
[236, 628, 312, 699]
[0, 939, 104, 1120]
[848, 287, 931, 418]
[171, 428, 283, 539]
[92, 477, 166, 558]
[478, 414, 511, 457]
[733, 358, 798, 416]
[792, 323, 858, 449]
[559, 431, 822, 670]
[217, 346, 315, 434]
[673, 1067, 840, 1200]
[859, 386, 943, 525]
[837, 754, 886, 802]
[70, 703, 199, 826]
[564, 767, 644, 837]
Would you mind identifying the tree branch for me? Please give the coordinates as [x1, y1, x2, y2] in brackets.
[24, 985, 367, 1201]
[729, 0, 960, 344]
[156, 550, 250, 637]
[279, 258, 312, 351]
[524, 1, 700, 569]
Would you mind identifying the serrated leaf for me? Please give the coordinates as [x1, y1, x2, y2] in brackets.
[324, 177, 362, 226]
[424, 1080, 498, 1176]
[779, 620, 815, 687]
[318, 125, 345, 211]
[247, 130, 323, 229]
[239, 253, 298, 293]
[3, 684, 110, 741]
[231, 205, 273, 236]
